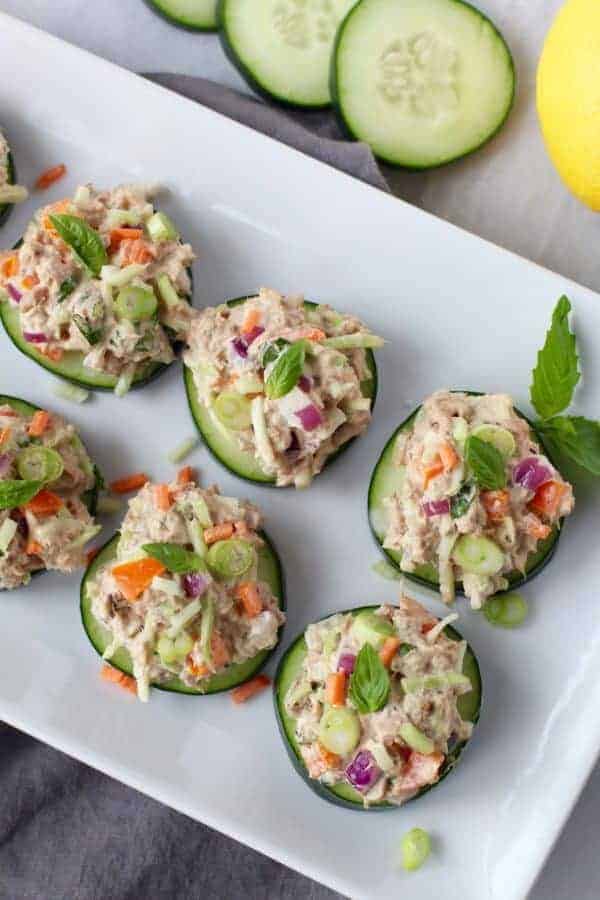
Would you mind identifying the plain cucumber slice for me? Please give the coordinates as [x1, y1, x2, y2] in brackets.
[219, 0, 358, 109]
[452, 534, 504, 576]
[332, 0, 515, 168]
[80, 531, 285, 695]
[274, 605, 481, 811]
[184, 296, 378, 486]
[145, 0, 218, 30]
[0, 152, 16, 228]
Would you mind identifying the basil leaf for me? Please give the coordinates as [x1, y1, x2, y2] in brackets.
[72, 314, 103, 346]
[451, 482, 476, 519]
[58, 277, 77, 302]
[265, 340, 306, 399]
[465, 436, 506, 490]
[348, 643, 390, 714]
[260, 338, 289, 368]
[142, 542, 208, 574]
[531, 295, 580, 420]
[0, 479, 43, 510]
[537, 415, 600, 476]
[49, 215, 107, 277]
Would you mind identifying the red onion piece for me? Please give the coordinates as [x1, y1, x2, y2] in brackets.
[345, 750, 382, 792]
[0, 454, 12, 477]
[243, 325, 264, 346]
[422, 498, 450, 517]
[7, 283, 22, 303]
[231, 337, 248, 359]
[298, 375, 312, 393]
[182, 573, 208, 598]
[23, 332, 48, 344]
[295, 404, 323, 431]
[513, 457, 553, 491]
[337, 653, 356, 675]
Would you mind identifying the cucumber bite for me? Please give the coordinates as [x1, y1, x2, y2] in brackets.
[81, 474, 286, 700]
[368, 391, 572, 609]
[218, 0, 357, 108]
[145, 0, 218, 30]
[0, 131, 28, 228]
[332, 0, 515, 168]
[0, 395, 102, 590]
[183, 289, 381, 488]
[0, 183, 196, 393]
[275, 597, 481, 809]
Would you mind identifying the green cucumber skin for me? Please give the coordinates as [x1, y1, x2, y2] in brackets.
[330, 0, 516, 171]
[184, 295, 378, 487]
[144, 0, 218, 32]
[80, 530, 286, 696]
[217, 0, 332, 111]
[0, 153, 16, 229]
[367, 391, 563, 597]
[274, 604, 481, 811]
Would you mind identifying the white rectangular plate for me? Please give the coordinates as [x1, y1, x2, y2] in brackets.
[1, 14, 599, 900]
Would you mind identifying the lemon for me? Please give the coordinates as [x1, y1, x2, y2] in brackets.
[537, 0, 600, 210]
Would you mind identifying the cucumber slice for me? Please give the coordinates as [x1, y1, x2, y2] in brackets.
[274, 604, 481, 811]
[80, 530, 285, 695]
[351, 609, 396, 649]
[398, 722, 435, 755]
[145, 0, 218, 31]
[452, 534, 504, 576]
[184, 296, 378, 486]
[318, 706, 361, 755]
[0, 152, 16, 228]
[219, 0, 357, 109]
[332, 0, 515, 168]
[471, 424, 516, 459]
[367, 393, 562, 596]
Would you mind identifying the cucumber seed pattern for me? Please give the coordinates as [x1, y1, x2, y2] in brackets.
[378, 31, 459, 118]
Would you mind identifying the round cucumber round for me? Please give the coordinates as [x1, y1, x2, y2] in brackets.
[145, 0, 218, 31]
[367, 394, 562, 596]
[218, 0, 357, 109]
[81, 531, 286, 696]
[184, 296, 378, 486]
[331, 0, 515, 169]
[274, 604, 481, 811]
[0, 153, 16, 229]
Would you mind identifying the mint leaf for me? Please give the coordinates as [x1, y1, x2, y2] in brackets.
[348, 643, 390, 714]
[49, 215, 107, 277]
[537, 416, 600, 475]
[265, 340, 306, 399]
[142, 542, 208, 574]
[465, 436, 506, 490]
[0, 480, 43, 510]
[531, 296, 580, 419]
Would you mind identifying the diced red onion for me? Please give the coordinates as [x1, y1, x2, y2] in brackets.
[182, 573, 208, 598]
[243, 325, 264, 345]
[513, 457, 553, 491]
[422, 498, 450, 517]
[337, 653, 356, 675]
[298, 375, 312, 393]
[23, 332, 48, 344]
[295, 404, 323, 431]
[345, 750, 382, 793]
[231, 337, 248, 359]
[0, 454, 11, 477]
[7, 283, 22, 303]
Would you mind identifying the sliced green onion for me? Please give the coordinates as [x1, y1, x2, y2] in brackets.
[101, 263, 147, 288]
[157, 634, 178, 665]
[213, 392, 252, 431]
[452, 535, 504, 576]
[398, 723, 435, 754]
[483, 592, 528, 628]
[146, 211, 179, 243]
[471, 424, 516, 459]
[156, 272, 181, 308]
[168, 436, 199, 464]
[115, 284, 157, 322]
[166, 598, 202, 639]
[401, 828, 431, 872]
[206, 539, 255, 580]
[323, 333, 385, 350]
[0, 518, 18, 555]
[193, 497, 212, 528]
[97, 495, 123, 515]
[318, 706, 360, 755]
[73, 185, 91, 207]
[52, 379, 89, 404]
[105, 209, 142, 229]
[371, 559, 401, 581]
[452, 416, 469, 446]
[16, 446, 64, 483]
[186, 520, 207, 558]
[114, 365, 136, 398]
[152, 575, 182, 598]
[200, 594, 215, 663]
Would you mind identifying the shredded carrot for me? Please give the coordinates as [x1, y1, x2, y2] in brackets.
[187, 659, 209, 678]
[235, 581, 263, 618]
[0, 255, 19, 279]
[26, 540, 43, 556]
[101, 664, 137, 695]
[21, 275, 39, 290]
[326, 671, 346, 707]
[525, 516, 552, 540]
[28, 409, 51, 437]
[231, 674, 271, 705]
[210, 630, 231, 669]
[0, 427, 12, 448]
[110, 472, 149, 494]
[481, 489, 511, 523]
[421, 621, 436, 635]
[35, 164, 67, 191]
[380, 636, 401, 668]
[439, 441, 459, 472]
[86, 547, 99, 565]
[528, 481, 567, 519]
[242, 308, 261, 335]
[39, 345, 64, 362]
[301, 327, 326, 342]
[317, 742, 341, 770]
[109, 227, 143, 254]
[111, 557, 166, 601]
[422, 456, 444, 489]
[203, 522, 235, 545]
[121, 239, 155, 266]
[24, 489, 63, 516]
[153, 483, 171, 512]
[177, 465, 195, 485]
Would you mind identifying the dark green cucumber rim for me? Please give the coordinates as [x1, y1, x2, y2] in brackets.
[368, 390, 563, 597]
[144, 0, 218, 31]
[80, 529, 286, 696]
[330, 0, 516, 171]
[184, 294, 379, 488]
[274, 604, 481, 811]
[217, 0, 332, 111]
[0, 152, 16, 228]
[0, 227, 194, 392]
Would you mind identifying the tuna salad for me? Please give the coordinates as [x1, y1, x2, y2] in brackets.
[0, 130, 28, 207]
[184, 288, 383, 487]
[0, 400, 101, 590]
[85, 474, 285, 701]
[0, 183, 195, 393]
[379, 391, 574, 609]
[281, 597, 478, 808]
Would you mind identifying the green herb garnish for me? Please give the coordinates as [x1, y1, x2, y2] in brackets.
[0, 479, 43, 510]
[531, 295, 580, 419]
[58, 277, 77, 302]
[465, 436, 506, 490]
[536, 415, 600, 476]
[142, 542, 208, 574]
[264, 340, 306, 400]
[49, 214, 107, 276]
[348, 643, 390, 714]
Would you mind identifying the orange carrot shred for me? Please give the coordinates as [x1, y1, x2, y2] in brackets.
[242, 308, 261, 335]
[0, 427, 12, 448]
[380, 636, 401, 668]
[231, 674, 271, 705]
[28, 410, 51, 437]
[21, 275, 39, 290]
[26, 540, 43, 556]
[40, 346, 64, 362]
[109, 227, 143, 254]
[153, 484, 171, 512]
[24, 489, 63, 517]
[110, 472, 149, 494]
[177, 466, 195, 485]
[35, 164, 67, 190]
[101, 664, 137, 695]
[111, 557, 166, 601]
[0, 255, 19, 279]
[439, 441, 459, 472]
[317, 742, 341, 770]
[326, 671, 346, 707]
[203, 522, 235, 545]
[235, 581, 263, 618]
[422, 456, 444, 489]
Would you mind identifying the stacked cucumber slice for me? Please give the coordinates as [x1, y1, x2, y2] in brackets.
[145, 0, 218, 30]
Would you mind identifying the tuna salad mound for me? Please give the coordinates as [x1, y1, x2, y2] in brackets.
[276, 597, 480, 809]
[0, 130, 28, 211]
[369, 391, 574, 609]
[82, 474, 286, 701]
[0, 397, 101, 590]
[0, 182, 195, 393]
[184, 288, 383, 487]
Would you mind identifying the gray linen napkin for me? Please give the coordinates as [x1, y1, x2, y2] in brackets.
[0, 75, 386, 900]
